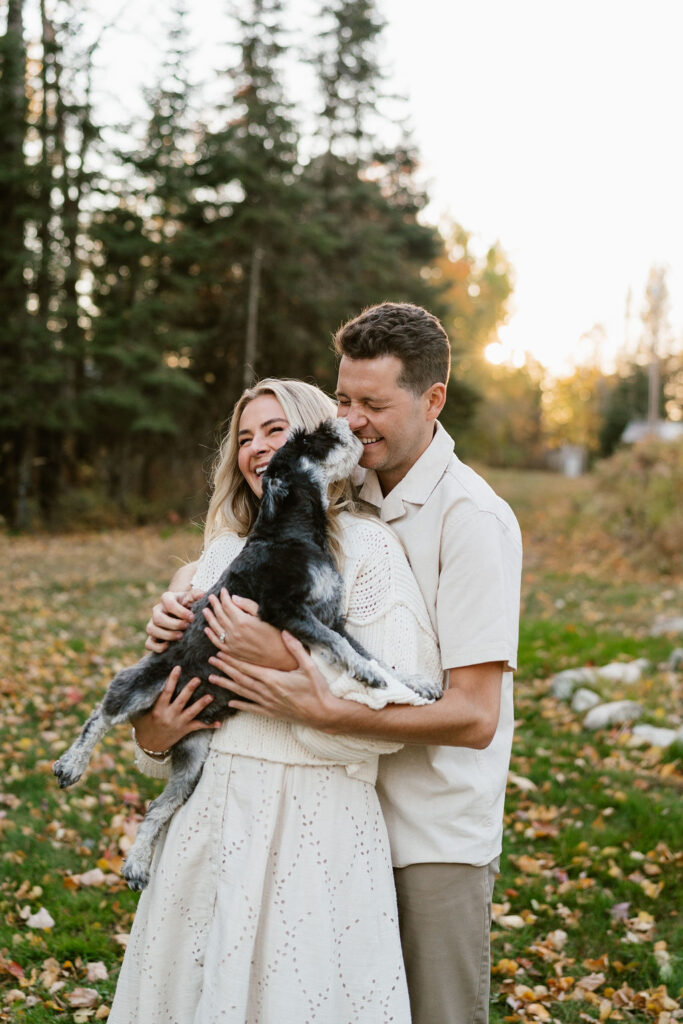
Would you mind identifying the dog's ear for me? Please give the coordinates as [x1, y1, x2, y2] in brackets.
[261, 474, 290, 516]
[295, 420, 339, 461]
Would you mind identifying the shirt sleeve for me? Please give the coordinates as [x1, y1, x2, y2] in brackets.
[132, 734, 173, 780]
[436, 509, 522, 672]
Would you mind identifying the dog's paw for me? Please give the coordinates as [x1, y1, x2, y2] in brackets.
[123, 871, 149, 892]
[121, 858, 150, 892]
[53, 756, 83, 788]
[359, 659, 390, 689]
[400, 673, 443, 701]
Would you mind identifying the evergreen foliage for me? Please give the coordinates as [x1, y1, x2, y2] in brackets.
[0, 0, 512, 528]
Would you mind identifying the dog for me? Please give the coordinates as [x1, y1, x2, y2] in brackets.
[54, 418, 441, 889]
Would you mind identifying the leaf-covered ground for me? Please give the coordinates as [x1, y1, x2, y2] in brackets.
[1, 474, 682, 1023]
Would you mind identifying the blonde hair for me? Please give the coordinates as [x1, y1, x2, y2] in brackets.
[204, 379, 362, 560]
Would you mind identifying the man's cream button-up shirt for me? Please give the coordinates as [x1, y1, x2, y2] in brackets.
[360, 421, 523, 867]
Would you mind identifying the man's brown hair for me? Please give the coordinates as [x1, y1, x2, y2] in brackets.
[333, 302, 451, 394]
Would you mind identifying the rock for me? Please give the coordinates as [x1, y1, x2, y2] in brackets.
[651, 615, 683, 637]
[571, 687, 601, 712]
[666, 647, 683, 670]
[551, 667, 597, 699]
[630, 724, 683, 748]
[552, 659, 651, 698]
[596, 659, 649, 685]
[583, 700, 643, 730]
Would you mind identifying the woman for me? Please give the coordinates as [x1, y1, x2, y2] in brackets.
[109, 379, 442, 1024]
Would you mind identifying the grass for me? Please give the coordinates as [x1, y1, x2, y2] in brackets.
[1, 473, 682, 1023]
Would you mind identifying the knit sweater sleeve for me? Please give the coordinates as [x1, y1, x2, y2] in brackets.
[333, 514, 442, 686]
[292, 516, 443, 760]
[133, 740, 173, 780]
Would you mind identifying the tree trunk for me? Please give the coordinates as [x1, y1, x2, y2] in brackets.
[15, 428, 36, 531]
[243, 244, 264, 388]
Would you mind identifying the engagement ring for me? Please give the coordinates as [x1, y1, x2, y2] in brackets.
[219, 631, 227, 643]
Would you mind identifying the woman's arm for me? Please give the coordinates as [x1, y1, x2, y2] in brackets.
[135, 536, 294, 771]
[131, 666, 221, 758]
[202, 590, 297, 670]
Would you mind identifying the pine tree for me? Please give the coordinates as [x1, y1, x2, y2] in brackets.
[292, 0, 448, 391]
[86, 2, 205, 504]
[315, 0, 385, 159]
[0, 0, 32, 525]
[188, 0, 308, 410]
[0, 1, 104, 525]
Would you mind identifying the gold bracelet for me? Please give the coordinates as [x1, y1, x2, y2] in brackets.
[132, 727, 171, 759]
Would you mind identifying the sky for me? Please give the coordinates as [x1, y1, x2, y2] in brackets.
[379, 0, 683, 374]
[58, 0, 683, 375]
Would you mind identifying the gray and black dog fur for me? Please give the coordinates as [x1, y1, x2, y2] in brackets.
[53, 417, 441, 890]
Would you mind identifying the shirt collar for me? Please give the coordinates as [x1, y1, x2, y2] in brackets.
[358, 421, 454, 522]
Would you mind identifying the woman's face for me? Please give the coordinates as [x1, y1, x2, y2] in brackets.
[237, 394, 291, 498]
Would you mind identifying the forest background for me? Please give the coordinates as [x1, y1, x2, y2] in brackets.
[2, 0, 682, 534]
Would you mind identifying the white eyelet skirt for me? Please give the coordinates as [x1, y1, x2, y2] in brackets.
[109, 749, 410, 1024]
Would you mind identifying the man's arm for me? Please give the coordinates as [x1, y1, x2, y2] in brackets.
[323, 661, 502, 749]
[209, 633, 503, 750]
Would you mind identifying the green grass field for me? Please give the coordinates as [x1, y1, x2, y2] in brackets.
[1, 471, 681, 1022]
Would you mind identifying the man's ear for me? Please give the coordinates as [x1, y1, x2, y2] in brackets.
[425, 382, 447, 421]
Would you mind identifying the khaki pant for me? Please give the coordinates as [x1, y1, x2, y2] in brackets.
[394, 859, 499, 1024]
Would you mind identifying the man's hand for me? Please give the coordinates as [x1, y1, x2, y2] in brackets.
[131, 666, 220, 752]
[145, 588, 205, 653]
[208, 631, 338, 728]
[203, 589, 298, 670]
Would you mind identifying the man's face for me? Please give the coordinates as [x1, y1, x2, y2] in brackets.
[336, 354, 437, 494]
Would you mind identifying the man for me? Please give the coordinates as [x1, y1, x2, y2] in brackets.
[142, 303, 522, 1023]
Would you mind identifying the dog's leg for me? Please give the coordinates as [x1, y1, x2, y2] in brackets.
[288, 613, 395, 689]
[339, 627, 443, 700]
[53, 663, 167, 789]
[121, 730, 212, 891]
[53, 704, 114, 788]
[291, 614, 442, 700]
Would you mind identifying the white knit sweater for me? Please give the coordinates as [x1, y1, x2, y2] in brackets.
[135, 511, 442, 785]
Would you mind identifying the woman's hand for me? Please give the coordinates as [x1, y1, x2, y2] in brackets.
[145, 588, 205, 653]
[208, 631, 339, 729]
[203, 589, 298, 670]
[131, 666, 220, 753]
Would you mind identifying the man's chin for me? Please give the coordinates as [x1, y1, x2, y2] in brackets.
[358, 440, 384, 466]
